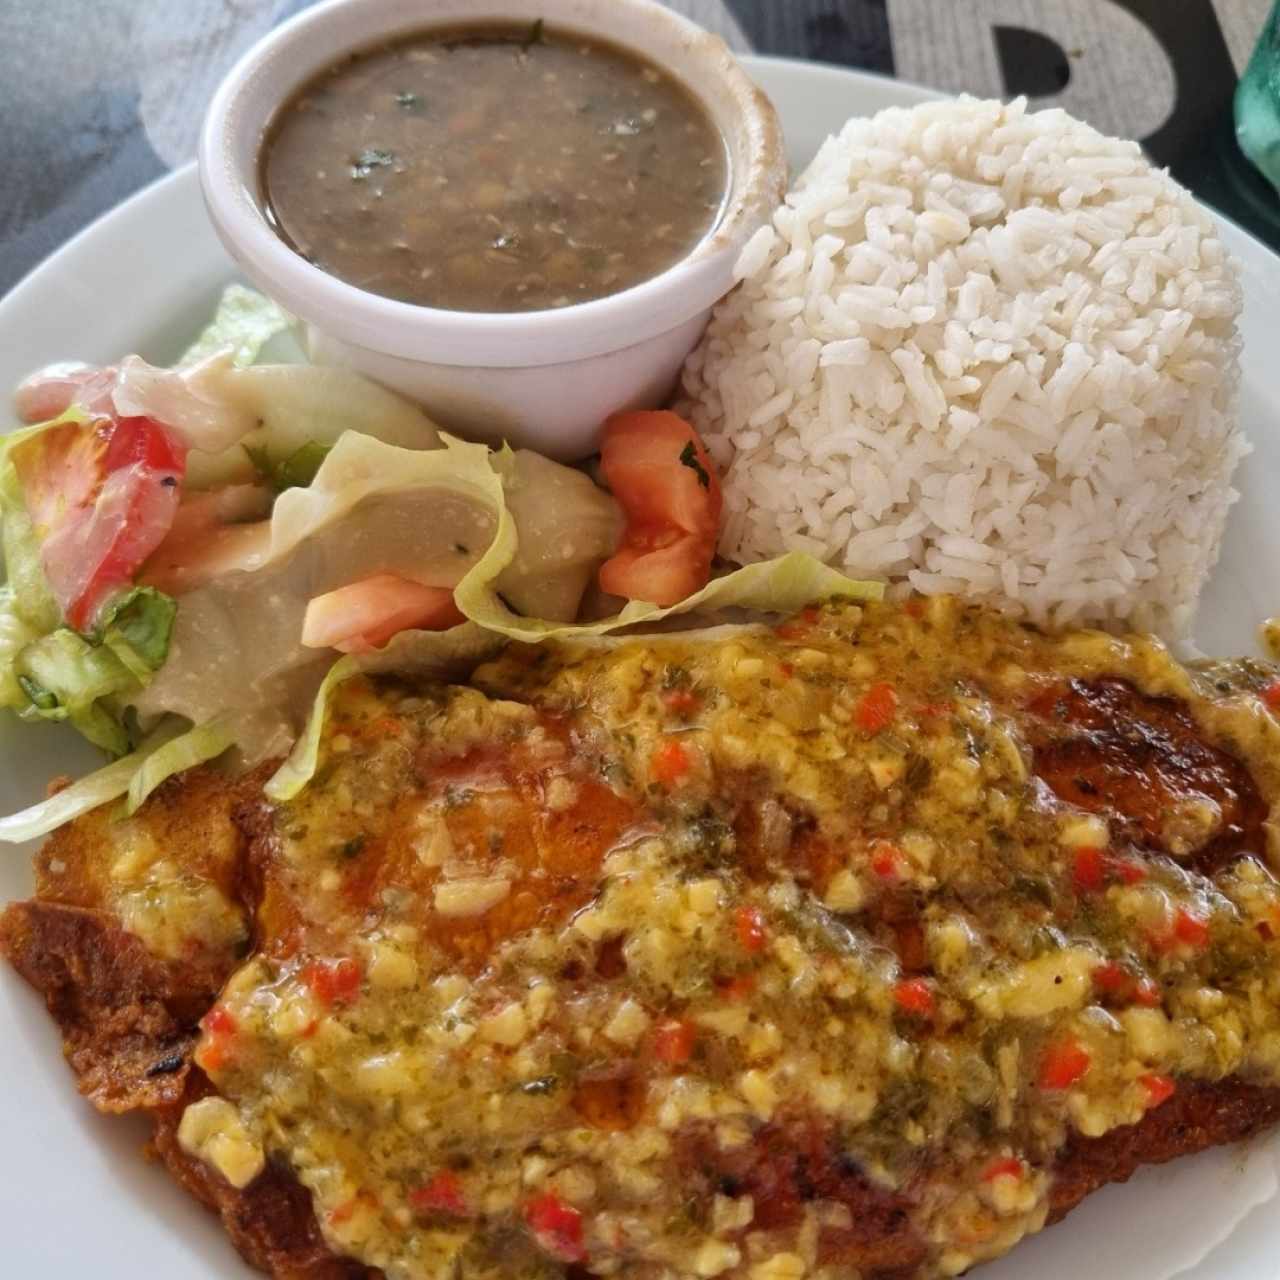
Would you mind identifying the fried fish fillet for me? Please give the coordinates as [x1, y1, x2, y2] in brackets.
[2, 765, 257, 1110]
[7, 596, 1280, 1280]
[0, 765, 370, 1277]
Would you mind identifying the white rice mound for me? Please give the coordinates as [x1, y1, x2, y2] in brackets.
[679, 96, 1248, 637]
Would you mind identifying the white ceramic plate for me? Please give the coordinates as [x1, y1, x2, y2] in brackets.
[2, 56, 1280, 1280]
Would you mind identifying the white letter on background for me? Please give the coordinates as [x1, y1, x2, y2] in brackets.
[886, 0, 1176, 142]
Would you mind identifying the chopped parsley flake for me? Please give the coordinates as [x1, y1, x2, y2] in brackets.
[351, 148, 397, 180]
[679, 441, 710, 488]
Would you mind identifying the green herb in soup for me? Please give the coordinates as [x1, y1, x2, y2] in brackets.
[260, 23, 729, 313]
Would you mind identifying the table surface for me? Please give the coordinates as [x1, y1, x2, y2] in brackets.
[3, 0, 1279, 302]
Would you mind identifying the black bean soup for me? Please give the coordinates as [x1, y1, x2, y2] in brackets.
[260, 21, 729, 313]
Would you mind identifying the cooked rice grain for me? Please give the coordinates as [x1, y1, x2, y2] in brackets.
[679, 97, 1247, 637]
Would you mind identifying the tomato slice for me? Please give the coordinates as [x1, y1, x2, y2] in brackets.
[301, 574, 465, 654]
[597, 411, 722, 607]
[11, 413, 188, 630]
[599, 533, 712, 610]
[140, 485, 273, 596]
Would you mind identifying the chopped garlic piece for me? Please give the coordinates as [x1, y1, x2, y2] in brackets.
[1059, 814, 1109, 849]
[178, 1098, 265, 1190]
[974, 948, 1095, 1020]
[694, 1239, 742, 1277]
[366, 942, 418, 991]
[415, 816, 454, 868]
[750, 1253, 807, 1280]
[604, 998, 651, 1046]
[867, 754, 906, 789]
[711, 1194, 755, 1235]
[824, 869, 866, 912]
[696, 1006, 750, 1038]
[480, 1002, 529, 1046]
[544, 775, 579, 812]
[739, 1069, 778, 1120]
[686, 878, 723, 915]
[434, 878, 510, 917]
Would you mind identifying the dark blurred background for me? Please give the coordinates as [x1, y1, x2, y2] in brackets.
[1, 0, 1276, 296]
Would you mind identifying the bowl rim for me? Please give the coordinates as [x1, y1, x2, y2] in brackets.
[197, 0, 786, 368]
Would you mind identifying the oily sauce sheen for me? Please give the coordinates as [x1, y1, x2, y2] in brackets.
[260, 23, 729, 312]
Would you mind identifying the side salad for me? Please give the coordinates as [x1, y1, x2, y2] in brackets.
[0, 287, 880, 841]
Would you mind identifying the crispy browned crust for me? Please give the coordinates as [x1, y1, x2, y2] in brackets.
[0, 901, 202, 1111]
[1027, 678, 1268, 877]
[678, 1114, 928, 1275]
[33, 760, 274, 949]
[149, 1077, 378, 1280]
[1048, 1079, 1280, 1224]
[679, 1080, 1280, 1280]
[0, 767, 373, 1279]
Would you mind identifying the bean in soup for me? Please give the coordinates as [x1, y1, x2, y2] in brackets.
[260, 22, 729, 312]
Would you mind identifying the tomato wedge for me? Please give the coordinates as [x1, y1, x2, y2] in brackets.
[597, 410, 722, 607]
[301, 574, 465, 654]
[140, 485, 273, 596]
[11, 412, 187, 630]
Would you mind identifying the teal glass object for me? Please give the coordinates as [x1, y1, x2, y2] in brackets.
[1237, 2, 1280, 193]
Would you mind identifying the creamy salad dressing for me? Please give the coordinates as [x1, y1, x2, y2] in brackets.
[192, 598, 1280, 1280]
[133, 440, 619, 764]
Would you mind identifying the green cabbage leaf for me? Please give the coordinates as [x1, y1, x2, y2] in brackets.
[126, 714, 239, 814]
[178, 284, 298, 369]
[0, 715, 234, 844]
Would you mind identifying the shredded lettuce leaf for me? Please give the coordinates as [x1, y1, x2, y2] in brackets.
[178, 284, 297, 369]
[264, 657, 358, 802]
[491, 448, 621, 620]
[0, 408, 84, 634]
[448, 444, 880, 641]
[0, 719, 186, 844]
[243, 439, 332, 493]
[13, 629, 139, 754]
[266, 430, 504, 566]
[99, 586, 178, 681]
[452, 478, 883, 641]
[264, 620, 509, 803]
[66, 701, 132, 757]
[126, 714, 238, 814]
[354, 621, 507, 680]
[15, 628, 134, 709]
[0, 708, 236, 843]
[0, 588, 38, 710]
[180, 363, 444, 490]
[0, 584, 175, 758]
[130, 432, 512, 763]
